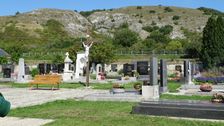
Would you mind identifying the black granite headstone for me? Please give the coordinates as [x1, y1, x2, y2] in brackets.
[51, 64, 58, 73]
[132, 100, 224, 120]
[2, 64, 14, 78]
[160, 59, 167, 92]
[57, 64, 64, 73]
[184, 60, 189, 83]
[137, 61, 148, 75]
[123, 64, 134, 76]
[3, 68, 11, 78]
[46, 64, 51, 74]
[25, 65, 30, 75]
[38, 64, 45, 75]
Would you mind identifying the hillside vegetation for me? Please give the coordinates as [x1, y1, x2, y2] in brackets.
[0, 6, 222, 63]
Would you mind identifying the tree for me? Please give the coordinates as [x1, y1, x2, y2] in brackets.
[166, 40, 183, 52]
[0, 57, 8, 64]
[90, 41, 116, 64]
[200, 16, 224, 69]
[113, 28, 138, 47]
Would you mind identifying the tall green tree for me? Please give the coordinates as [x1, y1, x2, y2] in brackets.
[200, 16, 224, 69]
[90, 41, 116, 64]
[113, 28, 138, 47]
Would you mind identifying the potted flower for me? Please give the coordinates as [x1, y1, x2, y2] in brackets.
[199, 83, 212, 92]
[211, 93, 224, 103]
[133, 82, 142, 94]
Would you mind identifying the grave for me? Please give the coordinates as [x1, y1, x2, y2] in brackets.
[184, 60, 193, 85]
[159, 59, 168, 93]
[38, 63, 51, 75]
[137, 61, 149, 81]
[132, 100, 224, 120]
[142, 57, 159, 100]
[2, 64, 14, 78]
[137, 61, 148, 75]
[75, 53, 86, 78]
[96, 64, 105, 80]
[62, 52, 75, 82]
[16, 58, 26, 83]
[123, 63, 134, 77]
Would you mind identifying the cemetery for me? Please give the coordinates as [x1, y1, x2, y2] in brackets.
[0, 1, 224, 126]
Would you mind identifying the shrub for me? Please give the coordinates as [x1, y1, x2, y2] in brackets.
[149, 10, 156, 14]
[174, 21, 179, 25]
[31, 68, 39, 77]
[151, 21, 157, 26]
[138, 20, 143, 23]
[137, 6, 142, 9]
[172, 15, 180, 20]
[164, 7, 173, 12]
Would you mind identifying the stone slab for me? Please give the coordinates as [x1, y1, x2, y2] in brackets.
[132, 100, 224, 120]
[0, 117, 54, 126]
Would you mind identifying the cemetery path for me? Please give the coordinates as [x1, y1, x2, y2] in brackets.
[0, 117, 54, 126]
[0, 88, 108, 109]
[0, 87, 142, 126]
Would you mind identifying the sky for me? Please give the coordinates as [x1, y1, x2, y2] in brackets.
[0, 0, 223, 16]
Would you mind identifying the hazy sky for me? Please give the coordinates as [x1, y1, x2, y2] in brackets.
[0, 0, 223, 16]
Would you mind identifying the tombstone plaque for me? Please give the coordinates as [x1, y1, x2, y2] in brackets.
[123, 64, 134, 76]
[111, 64, 117, 72]
[38, 64, 45, 75]
[137, 61, 148, 75]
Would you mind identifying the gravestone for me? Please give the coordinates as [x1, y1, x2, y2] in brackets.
[17, 58, 27, 83]
[46, 64, 51, 74]
[150, 57, 158, 86]
[111, 64, 118, 72]
[63, 52, 74, 82]
[3, 68, 11, 78]
[137, 61, 148, 75]
[25, 65, 30, 75]
[184, 60, 193, 84]
[96, 64, 103, 80]
[123, 64, 134, 77]
[160, 59, 167, 93]
[142, 57, 159, 100]
[2, 65, 14, 78]
[57, 64, 64, 73]
[75, 52, 86, 78]
[51, 64, 58, 73]
[38, 64, 45, 75]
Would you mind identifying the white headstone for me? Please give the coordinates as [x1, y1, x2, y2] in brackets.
[75, 53, 86, 78]
[17, 58, 26, 83]
[96, 64, 103, 80]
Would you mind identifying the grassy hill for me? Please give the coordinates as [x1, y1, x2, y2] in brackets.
[0, 6, 221, 62]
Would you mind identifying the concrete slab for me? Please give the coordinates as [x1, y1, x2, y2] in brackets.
[0, 117, 54, 126]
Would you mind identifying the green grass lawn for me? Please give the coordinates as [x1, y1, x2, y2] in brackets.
[0, 82, 135, 90]
[167, 81, 182, 92]
[9, 100, 223, 126]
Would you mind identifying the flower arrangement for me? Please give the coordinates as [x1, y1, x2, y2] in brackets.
[199, 83, 212, 92]
[112, 83, 124, 89]
[211, 93, 224, 103]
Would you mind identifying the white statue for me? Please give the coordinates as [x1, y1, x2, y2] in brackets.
[82, 41, 93, 60]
